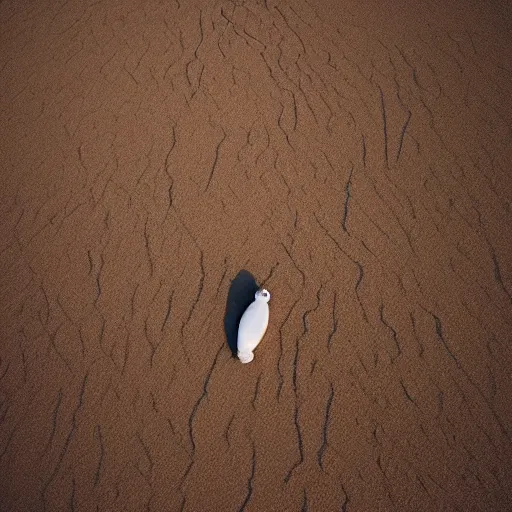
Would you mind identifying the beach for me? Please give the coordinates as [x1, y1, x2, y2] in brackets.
[1, 0, 511, 510]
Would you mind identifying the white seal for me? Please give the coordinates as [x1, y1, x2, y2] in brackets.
[237, 289, 270, 363]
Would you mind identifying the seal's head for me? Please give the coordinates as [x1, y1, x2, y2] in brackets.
[238, 351, 254, 363]
[255, 288, 271, 303]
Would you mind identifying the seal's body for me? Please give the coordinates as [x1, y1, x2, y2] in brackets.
[237, 289, 270, 363]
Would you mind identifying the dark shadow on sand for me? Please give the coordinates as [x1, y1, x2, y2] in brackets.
[224, 270, 259, 357]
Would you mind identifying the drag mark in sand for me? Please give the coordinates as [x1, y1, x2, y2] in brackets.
[238, 440, 256, 512]
[342, 163, 354, 233]
[42, 374, 88, 509]
[378, 85, 389, 168]
[93, 425, 105, 487]
[318, 383, 334, 470]
[397, 110, 412, 161]
[284, 403, 304, 483]
[205, 127, 227, 192]
[378, 304, 402, 362]
[326, 291, 338, 351]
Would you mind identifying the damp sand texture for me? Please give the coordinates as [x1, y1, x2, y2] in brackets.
[1, 0, 512, 511]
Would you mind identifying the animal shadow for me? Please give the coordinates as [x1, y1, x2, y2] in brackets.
[224, 270, 259, 357]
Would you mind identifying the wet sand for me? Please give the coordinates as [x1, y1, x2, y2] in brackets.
[1, 0, 512, 510]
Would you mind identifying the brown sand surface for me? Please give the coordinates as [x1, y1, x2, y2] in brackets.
[1, 0, 512, 510]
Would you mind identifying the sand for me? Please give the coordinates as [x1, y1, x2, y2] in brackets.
[1, 0, 511, 510]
